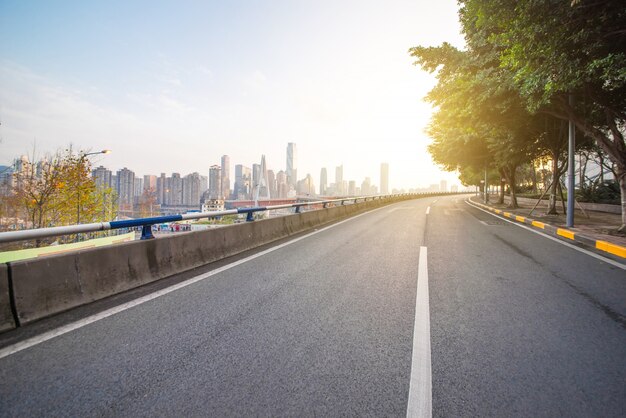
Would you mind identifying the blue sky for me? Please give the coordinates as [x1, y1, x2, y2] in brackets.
[0, 0, 465, 190]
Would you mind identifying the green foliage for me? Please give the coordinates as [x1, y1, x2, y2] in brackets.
[576, 180, 621, 204]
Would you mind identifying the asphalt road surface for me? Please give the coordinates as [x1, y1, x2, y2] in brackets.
[1, 195, 624, 417]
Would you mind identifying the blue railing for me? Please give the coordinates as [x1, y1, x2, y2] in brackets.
[0, 194, 412, 244]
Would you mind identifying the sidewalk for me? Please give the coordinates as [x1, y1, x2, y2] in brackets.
[468, 195, 626, 259]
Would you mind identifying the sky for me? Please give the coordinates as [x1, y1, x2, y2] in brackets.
[0, 0, 466, 191]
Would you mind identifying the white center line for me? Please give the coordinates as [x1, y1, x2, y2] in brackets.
[0, 206, 390, 360]
[406, 246, 432, 418]
[426, 206, 431, 215]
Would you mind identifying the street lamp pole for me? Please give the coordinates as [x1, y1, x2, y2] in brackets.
[77, 150, 111, 225]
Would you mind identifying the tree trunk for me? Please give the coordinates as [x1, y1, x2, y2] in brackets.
[504, 165, 518, 209]
[618, 168, 626, 233]
[498, 168, 505, 204]
[547, 156, 560, 215]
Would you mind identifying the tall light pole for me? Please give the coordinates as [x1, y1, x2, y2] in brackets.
[78, 150, 111, 225]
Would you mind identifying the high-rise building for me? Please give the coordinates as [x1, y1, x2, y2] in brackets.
[440, 179, 448, 192]
[348, 180, 356, 196]
[286, 142, 297, 188]
[183, 172, 203, 205]
[267, 169, 277, 198]
[168, 173, 183, 205]
[133, 178, 144, 200]
[143, 175, 157, 193]
[209, 165, 222, 199]
[361, 177, 371, 196]
[234, 164, 251, 200]
[335, 165, 344, 195]
[221, 155, 230, 199]
[157, 173, 166, 204]
[276, 170, 288, 198]
[297, 173, 315, 195]
[252, 163, 261, 189]
[116, 168, 135, 209]
[92, 166, 112, 190]
[320, 168, 327, 195]
[380, 163, 389, 195]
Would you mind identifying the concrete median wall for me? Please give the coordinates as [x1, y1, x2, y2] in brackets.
[0, 264, 16, 332]
[6, 195, 418, 326]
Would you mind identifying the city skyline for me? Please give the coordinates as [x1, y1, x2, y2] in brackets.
[0, 0, 464, 191]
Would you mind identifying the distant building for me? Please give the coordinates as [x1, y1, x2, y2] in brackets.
[335, 165, 344, 195]
[320, 168, 327, 195]
[92, 166, 112, 190]
[116, 168, 135, 209]
[143, 175, 157, 193]
[440, 180, 448, 192]
[286, 142, 297, 188]
[380, 163, 389, 195]
[183, 172, 203, 206]
[276, 170, 288, 198]
[208, 165, 222, 199]
[221, 155, 231, 199]
[267, 169, 277, 198]
[157, 173, 166, 204]
[297, 173, 315, 196]
[234, 164, 251, 200]
[348, 180, 356, 196]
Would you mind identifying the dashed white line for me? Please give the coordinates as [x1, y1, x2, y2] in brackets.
[426, 207, 431, 215]
[406, 246, 432, 418]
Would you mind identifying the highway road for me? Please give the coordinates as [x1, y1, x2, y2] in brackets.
[1, 195, 625, 417]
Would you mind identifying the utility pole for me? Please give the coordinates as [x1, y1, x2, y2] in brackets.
[567, 95, 575, 227]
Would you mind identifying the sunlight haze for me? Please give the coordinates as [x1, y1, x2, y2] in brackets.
[0, 0, 466, 191]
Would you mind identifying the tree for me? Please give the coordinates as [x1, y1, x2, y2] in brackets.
[460, 0, 626, 230]
[410, 39, 539, 208]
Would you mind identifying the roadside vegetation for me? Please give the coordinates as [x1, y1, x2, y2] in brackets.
[410, 0, 626, 231]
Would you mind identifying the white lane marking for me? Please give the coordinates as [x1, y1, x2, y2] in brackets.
[0, 206, 391, 360]
[407, 246, 432, 418]
[466, 201, 626, 270]
[426, 207, 430, 215]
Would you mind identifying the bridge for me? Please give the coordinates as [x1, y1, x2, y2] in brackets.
[0, 194, 624, 416]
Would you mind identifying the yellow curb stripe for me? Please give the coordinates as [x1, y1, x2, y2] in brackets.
[503, 212, 512, 218]
[557, 228, 575, 240]
[494, 209, 502, 214]
[596, 241, 626, 258]
[515, 216, 525, 222]
[531, 221, 545, 229]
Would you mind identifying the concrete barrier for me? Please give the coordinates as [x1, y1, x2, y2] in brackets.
[9, 196, 407, 325]
[0, 264, 16, 332]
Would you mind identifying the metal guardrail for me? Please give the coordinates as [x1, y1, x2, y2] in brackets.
[0, 194, 419, 244]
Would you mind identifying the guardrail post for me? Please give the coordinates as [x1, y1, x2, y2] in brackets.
[246, 211, 254, 222]
[295, 205, 301, 213]
[140, 225, 155, 240]
[323, 202, 328, 209]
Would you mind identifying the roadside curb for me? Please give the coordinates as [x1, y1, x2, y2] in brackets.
[467, 198, 626, 260]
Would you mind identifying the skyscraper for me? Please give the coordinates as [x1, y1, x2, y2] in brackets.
[92, 166, 112, 190]
[380, 163, 389, 195]
[286, 142, 297, 188]
[267, 169, 277, 198]
[169, 173, 183, 205]
[276, 170, 288, 198]
[208, 165, 222, 199]
[234, 164, 251, 200]
[221, 155, 230, 199]
[143, 175, 157, 193]
[157, 173, 166, 204]
[116, 168, 135, 209]
[320, 168, 327, 195]
[183, 172, 203, 205]
[335, 165, 344, 195]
